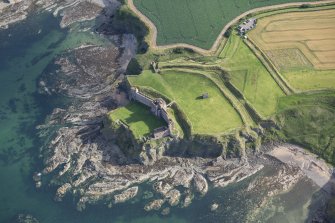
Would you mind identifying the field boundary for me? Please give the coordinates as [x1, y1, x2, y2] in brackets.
[127, 0, 335, 56]
[244, 39, 295, 95]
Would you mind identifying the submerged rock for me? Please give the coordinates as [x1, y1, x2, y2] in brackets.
[32, 172, 42, 188]
[161, 207, 170, 216]
[182, 190, 193, 208]
[210, 203, 219, 212]
[16, 214, 39, 223]
[144, 199, 165, 211]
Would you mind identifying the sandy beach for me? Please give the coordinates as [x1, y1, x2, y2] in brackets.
[268, 144, 335, 194]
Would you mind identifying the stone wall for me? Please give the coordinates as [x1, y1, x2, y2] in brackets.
[160, 109, 169, 124]
[153, 127, 170, 139]
[129, 87, 174, 138]
[130, 88, 155, 108]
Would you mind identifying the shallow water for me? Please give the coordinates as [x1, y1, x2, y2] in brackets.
[0, 12, 325, 223]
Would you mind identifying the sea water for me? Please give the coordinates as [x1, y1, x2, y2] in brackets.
[0, 12, 324, 223]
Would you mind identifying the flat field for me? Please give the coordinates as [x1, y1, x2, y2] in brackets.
[108, 102, 166, 139]
[220, 34, 285, 117]
[249, 8, 335, 91]
[133, 0, 313, 49]
[128, 70, 243, 135]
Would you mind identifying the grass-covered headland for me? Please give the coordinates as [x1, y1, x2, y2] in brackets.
[106, 3, 335, 166]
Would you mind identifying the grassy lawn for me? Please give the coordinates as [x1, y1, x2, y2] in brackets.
[132, 0, 314, 49]
[128, 70, 243, 135]
[220, 34, 285, 117]
[108, 102, 166, 139]
[128, 71, 174, 99]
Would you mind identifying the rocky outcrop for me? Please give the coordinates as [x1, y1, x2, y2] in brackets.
[182, 191, 193, 208]
[114, 186, 138, 204]
[0, 0, 36, 29]
[55, 183, 72, 201]
[59, 2, 102, 28]
[0, 0, 120, 29]
[165, 189, 181, 206]
[193, 173, 208, 196]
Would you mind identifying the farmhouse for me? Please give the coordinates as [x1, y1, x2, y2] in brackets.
[129, 87, 173, 139]
[238, 18, 257, 35]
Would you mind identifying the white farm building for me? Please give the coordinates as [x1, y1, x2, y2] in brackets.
[238, 18, 257, 35]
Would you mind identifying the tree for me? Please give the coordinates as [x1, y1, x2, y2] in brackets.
[224, 27, 232, 38]
[125, 58, 142, 75]
[300, 4, 311, 8]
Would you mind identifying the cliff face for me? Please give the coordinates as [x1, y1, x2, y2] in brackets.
[104, 108, 267, 166]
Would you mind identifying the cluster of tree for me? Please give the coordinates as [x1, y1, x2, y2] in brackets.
[300, 4, 311, 8]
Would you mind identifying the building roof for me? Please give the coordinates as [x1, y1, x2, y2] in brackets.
[238, 18, 256, 32]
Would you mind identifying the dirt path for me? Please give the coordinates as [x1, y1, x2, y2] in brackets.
[127, 0, 335, 56]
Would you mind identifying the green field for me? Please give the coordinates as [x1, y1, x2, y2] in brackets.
[133, 0, 313, 49]
[220, 34, 285, 117]
[108, 102, 166, 139]
[128, 70, 243, 135]
[247, 7, 335, 92]
[281, 69, 335, 91]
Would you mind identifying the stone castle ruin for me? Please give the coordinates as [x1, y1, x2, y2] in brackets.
[129, 87, 174, 139]
[150, 61, 160, 73]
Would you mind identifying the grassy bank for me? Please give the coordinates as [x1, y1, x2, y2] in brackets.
[276, 92, 335, 164]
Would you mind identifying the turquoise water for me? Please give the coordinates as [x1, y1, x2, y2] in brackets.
[0, 12, 325, 223]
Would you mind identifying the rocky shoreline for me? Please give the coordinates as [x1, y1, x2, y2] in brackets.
[1, 0, 334, 221]
[34, 30, 332, 217]
[33, 18, 265, 212]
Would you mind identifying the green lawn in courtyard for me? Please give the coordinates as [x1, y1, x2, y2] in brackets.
[108, 102, 166, 139]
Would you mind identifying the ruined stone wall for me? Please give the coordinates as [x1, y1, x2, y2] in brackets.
[153, 127, 170, 139]
[129, 87, 174, 138]
[160, 109, 170, 124]
[130, 88, 155, 108]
